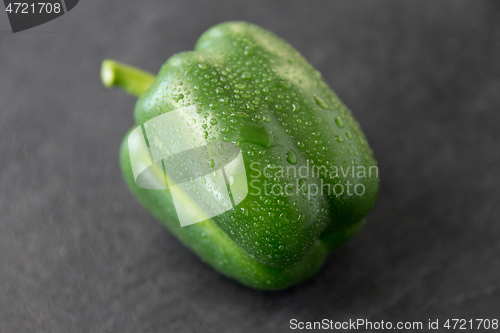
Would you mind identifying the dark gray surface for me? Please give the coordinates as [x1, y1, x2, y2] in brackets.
[1, 1, 500, 332]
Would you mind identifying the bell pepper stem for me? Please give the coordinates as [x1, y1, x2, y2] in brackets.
[101, 59, 155, 97]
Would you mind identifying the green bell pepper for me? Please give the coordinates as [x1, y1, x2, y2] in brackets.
[101, 21, 379, 290]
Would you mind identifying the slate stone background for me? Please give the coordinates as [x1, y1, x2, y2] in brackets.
[1, 1, 499, 332]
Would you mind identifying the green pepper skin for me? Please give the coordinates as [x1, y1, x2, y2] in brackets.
[113, 21, 378, 290]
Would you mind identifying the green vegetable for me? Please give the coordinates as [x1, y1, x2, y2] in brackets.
[102, 21, 379, 290]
